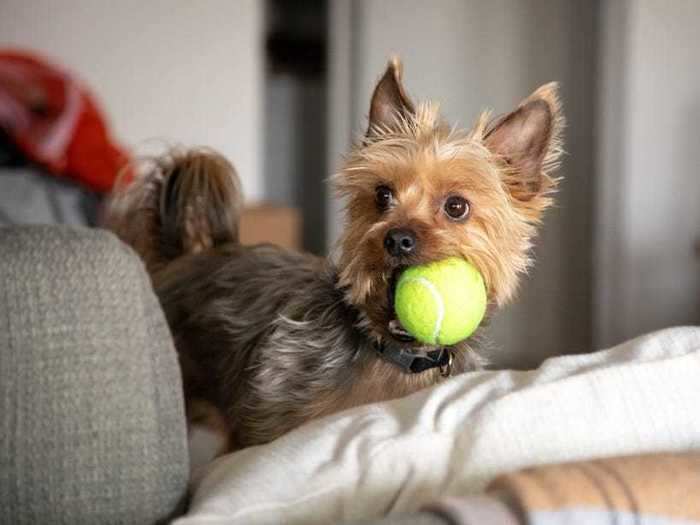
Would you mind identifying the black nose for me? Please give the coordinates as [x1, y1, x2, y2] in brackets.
[384, 228, 417, 257]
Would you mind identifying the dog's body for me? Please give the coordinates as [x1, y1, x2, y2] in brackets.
[108, 59, 563, 452]
[154, 243, 478, 450]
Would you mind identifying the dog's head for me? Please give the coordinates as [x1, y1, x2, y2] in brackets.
[334, 58, 564, 345]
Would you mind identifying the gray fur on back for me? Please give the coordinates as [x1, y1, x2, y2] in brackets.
[156, 243, 378, 448]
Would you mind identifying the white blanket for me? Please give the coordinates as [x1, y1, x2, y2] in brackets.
[175, 326, 700, 525]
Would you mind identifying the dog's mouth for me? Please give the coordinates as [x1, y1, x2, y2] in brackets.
[386, 266, 415, 343]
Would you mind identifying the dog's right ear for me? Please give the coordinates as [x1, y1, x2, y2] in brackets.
[367, 58, 415, 135]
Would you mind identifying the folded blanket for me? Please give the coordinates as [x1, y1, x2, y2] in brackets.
[426, 452, 700, 525]
[176, 327, 700, 525]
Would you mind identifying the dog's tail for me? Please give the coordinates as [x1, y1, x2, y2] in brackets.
[105, 148, 243, 272]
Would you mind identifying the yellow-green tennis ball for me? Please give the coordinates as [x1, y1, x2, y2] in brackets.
[394, 257, 486, 346]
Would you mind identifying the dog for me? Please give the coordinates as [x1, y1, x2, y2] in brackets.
[107, 58, 563, 452]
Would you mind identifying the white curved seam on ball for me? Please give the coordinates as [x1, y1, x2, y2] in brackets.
[404, 276, 444, 343]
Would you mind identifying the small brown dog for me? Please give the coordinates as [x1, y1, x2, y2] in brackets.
[108, 58, 563, 452]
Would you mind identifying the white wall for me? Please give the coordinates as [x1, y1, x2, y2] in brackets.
[595, 0, 700, 346]
[0, 0, 264, 201]
[329, 0, 597, 366]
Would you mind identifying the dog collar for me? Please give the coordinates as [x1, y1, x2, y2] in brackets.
[375, 341, 453, 376]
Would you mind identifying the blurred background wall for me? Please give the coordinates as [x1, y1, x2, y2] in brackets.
[1, 0, 698, 367]
[595, 0, 700, 349]
[0, 0, 265, 199]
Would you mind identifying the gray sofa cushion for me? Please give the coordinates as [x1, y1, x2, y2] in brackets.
[0, 225, 188, 524]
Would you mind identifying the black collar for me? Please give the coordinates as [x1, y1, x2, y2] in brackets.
[375, 341, 453, 376]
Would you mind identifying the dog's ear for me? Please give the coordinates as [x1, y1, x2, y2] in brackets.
[484, 83, 564, 202]
[367, 57, 416, 135]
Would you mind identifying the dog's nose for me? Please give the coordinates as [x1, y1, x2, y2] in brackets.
[384, 228, 417, 257]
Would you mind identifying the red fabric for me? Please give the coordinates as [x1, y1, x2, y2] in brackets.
[0, 50, 129, 192]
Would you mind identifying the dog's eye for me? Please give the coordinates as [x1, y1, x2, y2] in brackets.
[375, 185, 394, 211]
[444, 195, 470, 220]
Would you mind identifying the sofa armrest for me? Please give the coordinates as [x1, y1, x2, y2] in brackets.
[0, 225, 188, 524]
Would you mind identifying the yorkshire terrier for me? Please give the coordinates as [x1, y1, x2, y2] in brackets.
[107, 58, 563, 452]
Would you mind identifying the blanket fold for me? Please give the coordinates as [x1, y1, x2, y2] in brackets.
[425, 452, 700, 525]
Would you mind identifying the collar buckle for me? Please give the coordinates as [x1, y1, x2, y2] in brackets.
[439, 351, 454, 377]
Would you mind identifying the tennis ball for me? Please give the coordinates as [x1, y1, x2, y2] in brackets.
[394, 257, 486, 346]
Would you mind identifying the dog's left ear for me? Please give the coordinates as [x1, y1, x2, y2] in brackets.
[367, 57, 416, 135]
[484, 83, 564, 202]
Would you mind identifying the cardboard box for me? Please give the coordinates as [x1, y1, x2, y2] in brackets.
[239, 204, 301, 250]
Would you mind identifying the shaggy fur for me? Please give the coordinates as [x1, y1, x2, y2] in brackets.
[106, 58, 564, 452]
